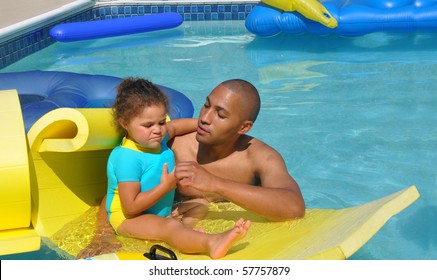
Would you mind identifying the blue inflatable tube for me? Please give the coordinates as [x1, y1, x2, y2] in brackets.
[50, 12, 183, 42]
[246, 0, 437, 36]
[0, 71, 194, 132]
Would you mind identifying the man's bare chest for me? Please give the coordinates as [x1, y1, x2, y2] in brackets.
[200, 154, 255, 184]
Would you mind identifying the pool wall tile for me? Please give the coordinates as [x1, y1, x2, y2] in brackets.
[0, 2, 257, 69]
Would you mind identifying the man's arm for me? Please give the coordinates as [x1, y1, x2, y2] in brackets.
[229, 142, 305, 220]
[175, 142, 305, 221]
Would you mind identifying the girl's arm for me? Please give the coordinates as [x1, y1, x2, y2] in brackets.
[166, 118, 198, 140]
[118, 163, 176, 216]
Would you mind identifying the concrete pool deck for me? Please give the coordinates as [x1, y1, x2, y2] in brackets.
[0, 0, 94, 42]
[0, 0, 78, 29]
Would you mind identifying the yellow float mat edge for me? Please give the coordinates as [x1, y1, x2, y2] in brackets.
[0, 89, 40, 255]
[0, 228, 41, 256]
[308, 185, 420, 260]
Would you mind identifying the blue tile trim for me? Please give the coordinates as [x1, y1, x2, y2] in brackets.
[0, 3, 257, 69]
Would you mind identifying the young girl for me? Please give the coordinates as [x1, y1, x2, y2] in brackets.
[106, 78, 251, 259]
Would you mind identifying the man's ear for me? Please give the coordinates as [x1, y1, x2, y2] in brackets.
[238, 120, 253, 135]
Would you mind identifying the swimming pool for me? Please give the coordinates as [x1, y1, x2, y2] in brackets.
[1, 19, 437, 260]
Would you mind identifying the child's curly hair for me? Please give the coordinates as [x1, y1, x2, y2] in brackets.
[112, 78, 169, 133]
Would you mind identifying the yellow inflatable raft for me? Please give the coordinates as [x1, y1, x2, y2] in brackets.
[0, 90, 420, 259]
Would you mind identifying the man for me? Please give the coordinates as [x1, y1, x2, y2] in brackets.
[172, 79, 304, 221]
[76, 79, 305, 259]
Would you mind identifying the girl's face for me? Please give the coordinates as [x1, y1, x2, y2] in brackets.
[122, 104, 167, 148]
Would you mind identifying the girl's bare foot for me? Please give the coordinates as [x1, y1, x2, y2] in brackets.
[208, 218, 251, 259]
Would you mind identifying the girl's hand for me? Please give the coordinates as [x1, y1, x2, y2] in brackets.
[161, 163, 177, 191]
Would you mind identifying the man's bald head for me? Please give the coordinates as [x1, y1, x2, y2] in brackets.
[220, 79, 261, 122]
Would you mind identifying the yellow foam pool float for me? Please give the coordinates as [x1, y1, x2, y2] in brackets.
[58, 186, 419, 260]
[0, 90, 39, 256]
[0, 90, 419, 259]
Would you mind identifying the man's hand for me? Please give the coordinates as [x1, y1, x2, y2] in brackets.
[174, 161, 217, 199]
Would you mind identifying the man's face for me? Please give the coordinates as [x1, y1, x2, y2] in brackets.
[196, 85, 245, 145]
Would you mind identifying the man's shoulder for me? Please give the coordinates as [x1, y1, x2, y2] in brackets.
[243, 135, 281, 160]
[244, 134, 275, 151]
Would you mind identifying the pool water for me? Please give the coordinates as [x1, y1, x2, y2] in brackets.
[1, 21, 437, 260]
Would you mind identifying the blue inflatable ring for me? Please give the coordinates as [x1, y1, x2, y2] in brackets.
[246, 0, 437, 36]
[0, 71, 194, 132]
